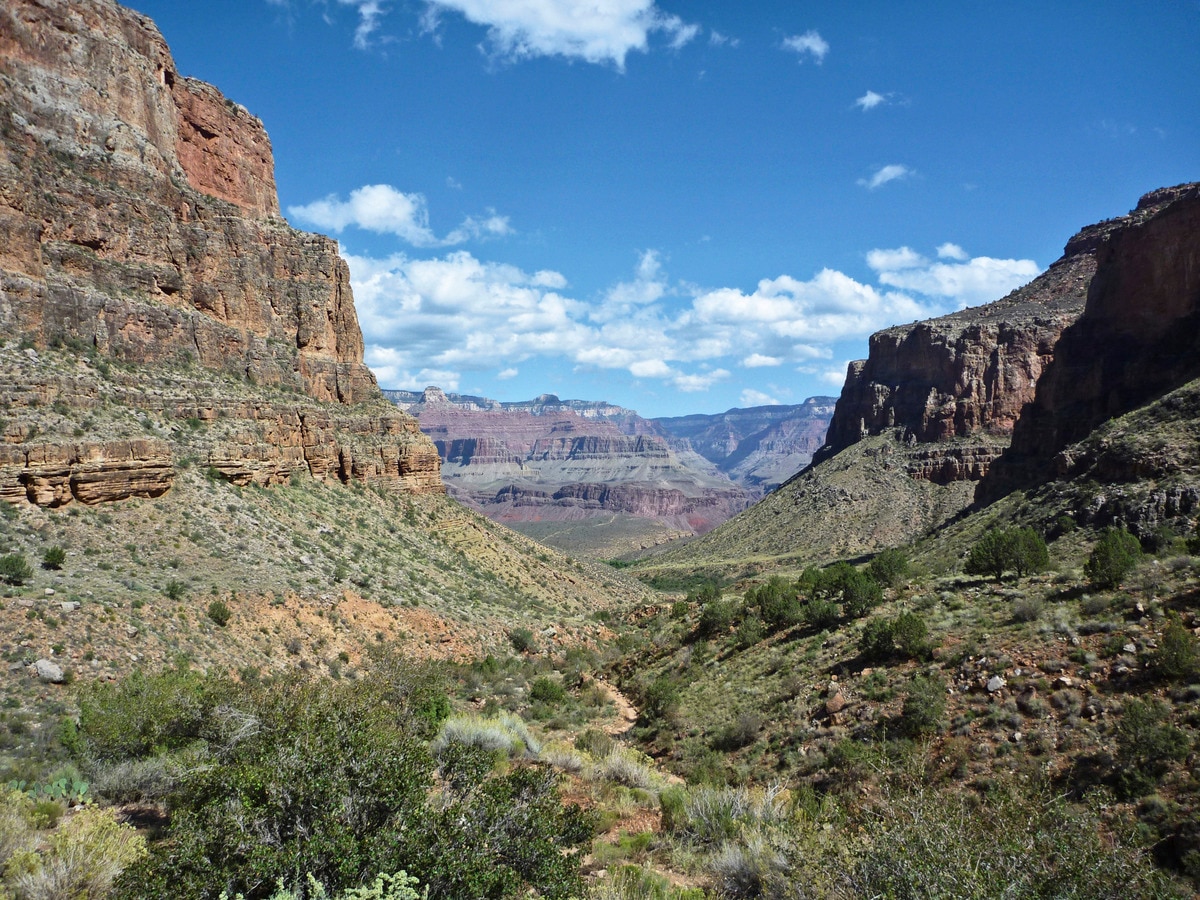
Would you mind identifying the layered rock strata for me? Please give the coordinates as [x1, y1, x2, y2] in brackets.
[397, 387, 750, 536]
[981, 184, 1200, 501]
[816, 235, 1095, 482]
[0, 0, 442, 504]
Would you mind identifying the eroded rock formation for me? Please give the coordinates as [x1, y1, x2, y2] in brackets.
[981, 184, 1200, 501]
[0, 0, 442, 504]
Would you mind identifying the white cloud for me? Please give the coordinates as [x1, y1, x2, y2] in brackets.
[821, 364, 851, 386]
[740, 388, 780, 406]
[936, 242, 969, 260]
[344, 239, 1033, 394]
[854, 90, 887, 111]
[867, 244, 1041, 307]
[866, 246, 923, 271]
[782, 30, 828, 63]
[742, 354, 781, 368]
[858, 164, 912, 190]
[423, 0, 700, 69]
[288, 184, 512, 248]
[709, 29, 738, 47]
[496, 367, 519, 379]
[338, 0, 388, 49]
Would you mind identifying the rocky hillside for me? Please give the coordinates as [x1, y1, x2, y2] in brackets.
[0, 0, 442, 503]
[638, 185, 1198, 575]
[391, 387, 750, 557]
[653, 398, 835, 492]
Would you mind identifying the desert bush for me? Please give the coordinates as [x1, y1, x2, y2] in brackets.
[589, 748, 661, 790]
[895, 673, 946, 737]
[11, 804, 147, 900]
[1154, 614, 1199, 681]
[529, 676, 567, 705]
[843, 785, 1186, 899]
[0, 788, 35, 866]
[668, 783, 790, 846]
[589, 864, 704, 900]
[508, 627, 537, 654]
[0, 553, 32, 586]
[574, 728, 614, 760]
[639, 676, 679, 725]
[697, 598, 736, 637]
[1114, 698, 1191, 797]
[1011, 596, 1045, 623]
[711, 712, 764, 752]
[432, 712, 541, 760]
[860, 612, 932, 663]
[841, 570, 883, 619]
[1085, 527, 1143, 589]
[205, 598, 230, 625]
[801, 597, 840, 630]
[708, 830, 788, 899]
[868, 547, 909, 588]
[748, 576, 802, 630]
[965, 527, 1049, 581]
[41, 546, 66, 570]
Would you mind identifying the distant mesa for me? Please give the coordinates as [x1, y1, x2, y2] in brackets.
[385, 387, 836, 555]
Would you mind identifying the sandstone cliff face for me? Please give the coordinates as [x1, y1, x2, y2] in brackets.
[0, 0, 443, 504]
[818, 242, 1093, 482]
[0, 0, 372, 403]
[981, 184, 1200, 501]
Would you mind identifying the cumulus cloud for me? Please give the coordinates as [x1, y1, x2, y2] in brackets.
[740, 388, 780, 406]
[342, 233, 1038, 395]
[709, 30, 738, 47]
[497, 367, 518, 379]
[868, 244, 1041, 307]
[854, 90, 887, 111]
[742, 354, 781, 368]
[423, 0, 700, 69]
[344, 245, 956, 395]
[858, 164, 912, 190]
[288, 185, 512, 248]
[782, 30, 828, 63]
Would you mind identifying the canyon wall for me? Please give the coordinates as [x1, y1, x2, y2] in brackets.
[0, 0, 442, 504]
[981, 184, 1200, 501]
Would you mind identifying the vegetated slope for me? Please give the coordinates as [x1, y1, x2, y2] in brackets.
[635, 185, 1196, 579]
[391, 387, 752, 558]
[652, 397, 836, 493]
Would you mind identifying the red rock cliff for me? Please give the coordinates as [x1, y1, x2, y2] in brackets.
[0, 0, 443, 503]
[0, 0, 371, 403]
[980, 183, 1200, 501]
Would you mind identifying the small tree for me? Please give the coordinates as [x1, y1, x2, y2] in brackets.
[1008, 527, 1050, 577]
[1084, 528, 1142, 589]
[868, 548, 910, 588]
[1153, 613, 1199, 682]
[42, 545, 67, 570]
[896, 673, 946, 737]
[508, 627, 537, 654]
[206, 599, 232, 627]
[964, 529, 1011, 581]
[0, 553, 32, 586]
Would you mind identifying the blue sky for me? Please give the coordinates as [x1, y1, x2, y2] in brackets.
[127, 0, 1198, 418]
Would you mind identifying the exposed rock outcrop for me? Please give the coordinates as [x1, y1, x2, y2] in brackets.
[817, 238, 1093, 478]
[0, 0, 443, 504]
[981, 184, 1200, 501]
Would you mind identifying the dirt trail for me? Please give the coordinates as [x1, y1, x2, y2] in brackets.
[596, 680, 638, 735]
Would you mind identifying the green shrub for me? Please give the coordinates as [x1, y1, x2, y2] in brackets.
[206, 598, 231, 626]
[1115, 698, 1191, 797]
[0, 553, 32, 586]
[964, 527, 1049, 581]
[508, 627, 537, 653]
[640, 676, 679, 725]
[164, 578, 187, 601]
[1154, 614, 1199, 681]
[841, 571, 882, 619]
[896, 673, 946, 736]
[860, 612, 932, 663]
[868, 548, 909, 588]
[529, 676, 567, 705]
[41, 545, 66, 570]
[432, 712, 541, 760]
[801, 597, 840, 630]
[10, 804, 146, 900]
[1085, 527, 1143, 589]
[697, 598, 736, 637]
